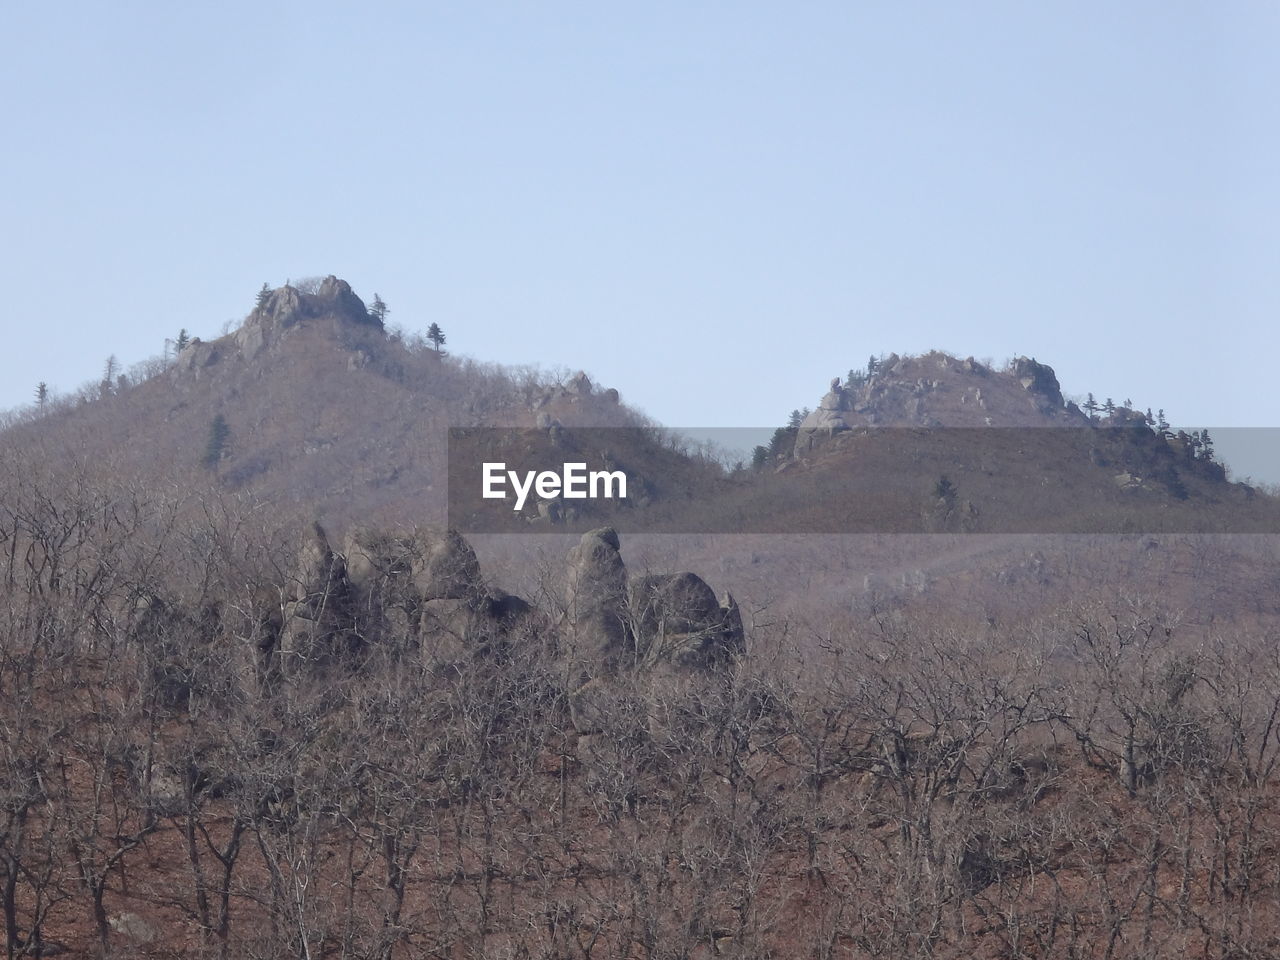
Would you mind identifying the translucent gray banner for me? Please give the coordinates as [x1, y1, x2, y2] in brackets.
[447, 426, 1280, 534]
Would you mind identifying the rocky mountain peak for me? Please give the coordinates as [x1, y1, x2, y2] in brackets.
[169, 276, 383, 376]
[1011, 356, 1064, 409]
[231, 276, 379, 360]
[249, 275, 376, 332]
[793, 351, 1085, 456]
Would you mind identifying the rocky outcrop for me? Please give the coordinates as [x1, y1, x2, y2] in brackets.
[413, 529, 483, 601]
[338, 527, 505, 662]
[564, 527, 629, 659]
[342, 527, 482, 603]
[795, 377, 852, 455]
[265, 522, 744, 680]
[253, 276, 373, 331]
[525, 372, 621, 413]
[562, 527, 746, 673]
[109, 912, 157, 945]
[234, 276, 378, 359]
[628, 573, 745, 667]
[1012, 357, 1064, 409]
[280, 523, 358, 663]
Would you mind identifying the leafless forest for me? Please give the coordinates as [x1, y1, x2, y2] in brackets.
[4, 449, 1280, 959]
[3, 286, 1280, 957]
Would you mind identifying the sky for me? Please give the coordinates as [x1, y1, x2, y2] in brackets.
[3, 2, 1278, 442]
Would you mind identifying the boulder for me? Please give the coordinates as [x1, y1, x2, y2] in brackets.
[279, 524, 360, 661]
[564, 527, 629, 658]
[109, 912, 157, 945]
[342, 528, 414, 591]
[290, 523, 347, 605]
[627, 572, 743, 667]
[412, 529, 482, 601]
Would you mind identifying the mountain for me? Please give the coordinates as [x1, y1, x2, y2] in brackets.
[4, 276, 657, 529]
[705, 351, 1273, 536]
[6, 286, 1276, 610]
[6, 283, 1280, 958]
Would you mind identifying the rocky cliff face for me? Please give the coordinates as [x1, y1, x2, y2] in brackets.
[234, 276, 378, 359]
[170, 276, 379, 373]
[793, 352, 1086, 456]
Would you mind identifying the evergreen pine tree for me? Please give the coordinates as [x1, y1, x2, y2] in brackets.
[34, 382, 48, 408]
[204, 415, 230, 468]
[1103, 397, 1115, 416]
[369, 294, 389, 326]
[867, 355, 879, 375]
[1175, 430, 1193, 460]
[426, 323, 446, 352]
[767, 427, 791, 460]
[787, 409, 803, 429]
[99, 355, 119, 397]
[1145, 408, 1154, 426]
[175, 328, 190, 353]
[1199, 428, 1215, 461]
[751, 445, 769, 469]
[1083, 393, 1099, 419]
[256, 283, 271, 309]
[1157, 409, 1169, 433]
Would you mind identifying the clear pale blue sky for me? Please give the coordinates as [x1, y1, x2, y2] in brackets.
[3, 1, 1277, 433]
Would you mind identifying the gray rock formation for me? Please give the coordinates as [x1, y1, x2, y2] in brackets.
[269, 522, 740, 680]
[280, 523, 358, 662]
[233, 276, 377, 360]
[109, 912, 157, 944]
[795, 377, 852, 455]
[339, 527, 496, 659]
[1012, 357, 1065, 409]
[413, 529, 483, 601]
[564, 527, 629, 660]
[628, 572, 745, 667]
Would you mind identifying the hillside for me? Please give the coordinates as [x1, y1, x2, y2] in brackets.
[3, 277, 670, 531]
[5, 290, 1280, 958]
[450, 352, 1275, 536]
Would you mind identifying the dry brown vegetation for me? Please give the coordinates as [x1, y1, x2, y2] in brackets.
[5, 294, 1280, 957]
[3, 451, 1280, 959]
